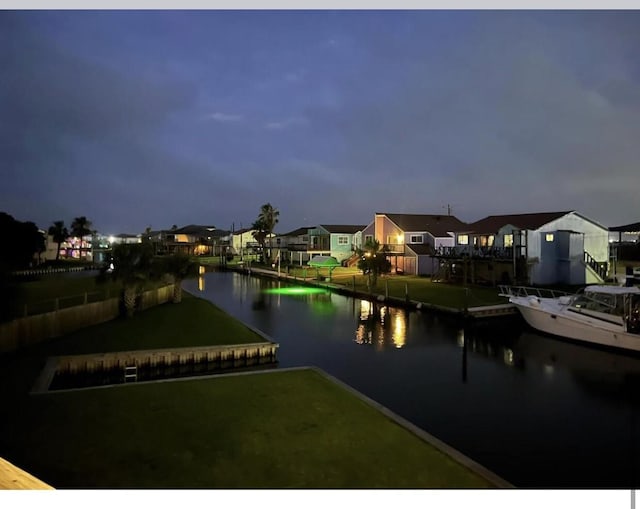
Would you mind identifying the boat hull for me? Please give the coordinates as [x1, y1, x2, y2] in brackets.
[510, 296, 640, 353]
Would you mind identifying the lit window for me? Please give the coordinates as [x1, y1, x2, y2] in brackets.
[410, 235, 423, 244]
[337, 236, 349, 245]
[546, 233, 554, 242]
[488, 235, 495, 247]
[504, 234, 513, 247]
[458, 234, 469, 245]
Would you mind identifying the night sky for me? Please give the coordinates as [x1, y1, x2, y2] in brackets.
[2, 10, 640, 235]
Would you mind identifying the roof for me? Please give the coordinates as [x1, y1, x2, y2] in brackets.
[171, 224, 217, 235]
[308, 255, 341, 267]
[280, 226, 313, 237]
[584, 285, 640, 295]
[406, 244, 435, 256]
[319, 224, 366, 234]
[232, 227, 255, 235]
[378, 213, 467, 237]
[609, 222, 640, 232]
[464, 211, 573, 234]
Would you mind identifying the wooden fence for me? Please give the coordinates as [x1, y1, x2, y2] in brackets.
[0, 285, 174, 354]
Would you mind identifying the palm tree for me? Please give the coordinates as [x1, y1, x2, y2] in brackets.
[257, 203, 279, 263]
[48, 220, 69, 261]
[70, 216, 93, 260]
[356, 239, 391, 288]
[162, 252, 198, 303]
[108, 242, 156, 318]
[251, 218, 268, 263]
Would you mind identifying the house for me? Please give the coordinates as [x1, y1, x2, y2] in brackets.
[361, 213, 468, 275]
[307, 225, 366, 265]
[143, 225, 229, 256]
[230, 228, 261, 259]
[442, 211, 609, 286]
[274, 226, 312, 265]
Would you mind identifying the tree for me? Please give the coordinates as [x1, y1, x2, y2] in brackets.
[106, 242, 157, 318]
[0, 212, 45, 272]
[70, 216, 93, 260]
[48, 220, 69, 261]
[356, 239, 391, 288]
[257, 203, 279, 263]
[161, 252, 198, 303]
[251, 218, 268, 263]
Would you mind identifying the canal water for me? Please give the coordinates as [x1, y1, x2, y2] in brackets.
[183, 270, 640, 489]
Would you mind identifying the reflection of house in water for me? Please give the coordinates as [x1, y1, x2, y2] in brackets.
[355, 301, 408, 349]
[465, 324, 640, 400]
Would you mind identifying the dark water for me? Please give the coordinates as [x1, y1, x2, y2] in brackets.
[184, 270, 640, 489]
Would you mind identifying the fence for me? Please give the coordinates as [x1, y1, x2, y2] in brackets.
[0, 284, 174, 354]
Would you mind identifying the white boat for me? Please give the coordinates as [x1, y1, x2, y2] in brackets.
[499, 284, 640, 352]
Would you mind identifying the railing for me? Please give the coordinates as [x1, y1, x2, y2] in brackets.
[11, 265, 100, 277]
[383, 244, 404, 253]
[498, 285, 574, 299]
[583, 251, 608, 281]
[436, 246, 514, 259]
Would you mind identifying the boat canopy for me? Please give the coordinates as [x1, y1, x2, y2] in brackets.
[584, 285, 640, 295]
[308, 255, 341, 267]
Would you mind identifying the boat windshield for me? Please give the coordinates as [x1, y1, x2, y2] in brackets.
[571, 292, 623, 316]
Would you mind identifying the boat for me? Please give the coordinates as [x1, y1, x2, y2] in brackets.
[499, 284, 640, 352]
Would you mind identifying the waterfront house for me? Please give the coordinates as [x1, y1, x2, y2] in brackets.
[307, 225, 366, 265]
[274, 226, 313, 265]
[361, 213, 468, 275]
[441, 211, 609, 286]
[143, 225, 229, 256]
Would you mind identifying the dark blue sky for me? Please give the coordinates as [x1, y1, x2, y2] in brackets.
[2, 10, 639, 234]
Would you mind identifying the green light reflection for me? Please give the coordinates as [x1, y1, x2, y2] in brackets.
[263, 287, 329, 295]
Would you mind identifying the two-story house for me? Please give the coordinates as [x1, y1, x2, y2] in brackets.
[274, 226, 312, 265]
[361, 213, 468, 275]
[307, 225, 366, 265]
[443, 211, 609, 285]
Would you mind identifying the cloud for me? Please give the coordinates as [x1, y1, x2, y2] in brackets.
[265, 117, 308, 130]
[208, 112, 244, 122]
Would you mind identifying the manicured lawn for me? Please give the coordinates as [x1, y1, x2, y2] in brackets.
[31, 292, 268, 357]
[283, 269, 508, 309]
[2, 369, 494, 488]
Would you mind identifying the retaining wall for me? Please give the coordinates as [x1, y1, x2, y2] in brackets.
[0, 285, 174, 354]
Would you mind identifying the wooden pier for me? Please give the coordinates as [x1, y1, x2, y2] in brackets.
[0, 457, 54, 489]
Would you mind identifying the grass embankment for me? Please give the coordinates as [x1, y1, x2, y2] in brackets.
[2, 369, 494, 488]
[0, 285, 499, 488]
[262, 265, 508, 309]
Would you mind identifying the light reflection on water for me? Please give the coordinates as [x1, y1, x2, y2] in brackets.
[185, 270, 640, 488]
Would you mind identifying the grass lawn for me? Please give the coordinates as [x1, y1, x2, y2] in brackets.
[29, 292, 269, 357]
[281, 267, 507, 309]
[3, 273, 162, 320]
[1, 369, 495, 489]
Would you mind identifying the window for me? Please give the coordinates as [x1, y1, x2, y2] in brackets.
[545, 233, 554, 242]
[479, 235, 495, 247]
[409, 235, 423, 244]
[302, 236, 309, 242]
[364, 234, 373, 244]
[337, 236, 349, 245]
[457, 234, 469, 245]
[504, 234, 513, 248]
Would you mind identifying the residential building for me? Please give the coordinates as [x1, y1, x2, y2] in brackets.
[362, 213, 467, 275]
[441, 211, 609, 286]
[307, 225, 366, 264]
[274, 226, 312, 265]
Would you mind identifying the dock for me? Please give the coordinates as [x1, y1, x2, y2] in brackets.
[0, 457, 54, 489]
